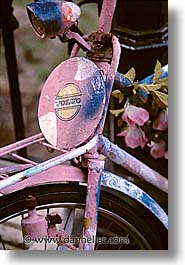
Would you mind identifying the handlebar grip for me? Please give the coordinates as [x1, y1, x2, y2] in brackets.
[139, 64, 168, 84]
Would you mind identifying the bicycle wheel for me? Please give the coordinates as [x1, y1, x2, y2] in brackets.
[0, 172, 167, 250]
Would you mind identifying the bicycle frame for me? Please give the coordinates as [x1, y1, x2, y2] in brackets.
[0, 0, 168, 250]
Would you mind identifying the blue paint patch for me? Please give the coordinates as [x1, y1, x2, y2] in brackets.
[141, 192, 159, 216]
[106, 78, 113, 93]
[139, 64, 168, 84]
[115, 72, 132, 87]
[23, 163, 46, 178]
[95, 176, 102, 221]
[83, 71, 105, 119]
[101, 171, 168, 229]
[27, 0, 63, 38]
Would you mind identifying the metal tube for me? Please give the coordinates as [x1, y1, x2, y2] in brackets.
[0, 135, 99, 190]
[0, 133, 44, 157]
[96, 35, 121, 134]
[98, 0, 117, 33]
[0, 164, 33, 175]
[11, 153, 38, 166]
[139, 64, 168, 84]
[98, 136, 168, 193]
[82, 158, 104, 250]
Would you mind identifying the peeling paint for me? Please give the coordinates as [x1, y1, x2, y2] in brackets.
[45, 94, 51, 101]
[101, 171, 168, 229]
[98, 135, 168, 193]
[39, 112, 57, 146]
[75, 58, 97, 81]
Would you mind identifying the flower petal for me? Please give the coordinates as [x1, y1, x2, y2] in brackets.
[122, 104, 149, 127]
[128, 105, 149, 126]
[153, 109, 168, 130]
[149, 141, 166, 159]
[118, 126, 147, 149]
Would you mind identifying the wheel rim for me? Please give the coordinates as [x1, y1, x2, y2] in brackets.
[0, 183, 167, 250]
[0, 201, 151, 250]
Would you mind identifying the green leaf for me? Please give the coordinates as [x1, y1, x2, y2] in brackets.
[110, 108, 125, 117]
[154, 60, 162, 73]
[117, 118, 123, 127]
[155, 77, 168, 86]
[151, 90, 168, 108]
[112, 89, 124, 103]
[153, 60, 163, 83]
[140, 84, 162, 92]
[119, 93, 124, 103]
[134, 81, 139, 90]
[112, 89, 121, 97]
[124, 67, 136, 83]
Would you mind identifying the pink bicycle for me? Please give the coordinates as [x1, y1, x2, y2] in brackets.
[0, 0, 168, 250]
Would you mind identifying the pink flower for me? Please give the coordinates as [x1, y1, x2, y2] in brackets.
[148, 141, 168, 159]
[153, 109, 168, 131]
[122, 104, 149, 127]
[117, 126, 148, 149]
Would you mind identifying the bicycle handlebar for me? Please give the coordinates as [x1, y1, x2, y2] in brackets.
[114, 64, 168, 102]
[115, 64, 168, 88]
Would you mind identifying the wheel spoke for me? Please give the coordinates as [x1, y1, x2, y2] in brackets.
[0, 234, 6, 250]
[58, 208, 76, 250]
[0, 183, 167, 249]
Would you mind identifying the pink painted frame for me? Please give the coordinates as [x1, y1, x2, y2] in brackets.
[0, 0, 168, 251]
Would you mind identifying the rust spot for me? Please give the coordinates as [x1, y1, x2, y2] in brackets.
[109, 150, 116, 159]
[83, 217, 92, 229]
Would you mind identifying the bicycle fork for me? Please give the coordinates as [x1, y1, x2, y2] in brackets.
[80, 156, 105, 250]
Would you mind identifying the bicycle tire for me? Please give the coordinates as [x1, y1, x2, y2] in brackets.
[0, 177, 167, 250]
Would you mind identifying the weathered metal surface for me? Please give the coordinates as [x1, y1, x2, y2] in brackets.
[11, 153, 38, 166]
[1, 165, 86, 195]
[0, 135, 98, 190]
[98, 135, 168, 193]
[70, 33, 91, 58]
[21, 208, 48, 240]
[0, 164, 33, 175]
[38, 57, 105, 149]
[66, 30, 92, 52]
[96, 35, 121, 134]
[82, 158, 104, 250]
[1, 165, 168, 230]
[101, 171, 168, 229]
[87, 32, 113, 62]
[0, 133, 44, 157]
[98, 0, 117, 33]
[48, 227, 78, 250]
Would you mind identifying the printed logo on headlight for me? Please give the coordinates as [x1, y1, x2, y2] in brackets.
[54, 83, 81, 121]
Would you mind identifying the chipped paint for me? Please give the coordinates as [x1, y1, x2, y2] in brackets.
[98, 135, 168, 193]
[75, 58, 98, 81]
[91, 71, 105, 95]
[45, 94, 51, 101]
[101, 171, 168, 229]
[39, 112, 57, 146]
[38, 57, 105, 149]
[0, 135, 99, 190]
